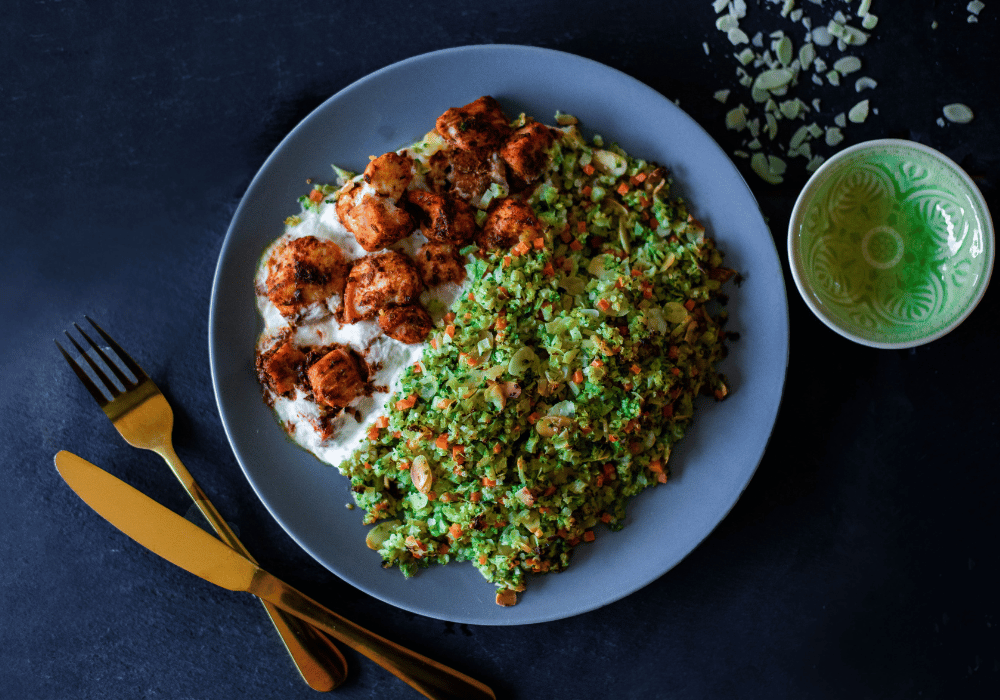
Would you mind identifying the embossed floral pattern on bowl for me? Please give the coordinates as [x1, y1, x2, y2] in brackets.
[789, 139, 994, 348]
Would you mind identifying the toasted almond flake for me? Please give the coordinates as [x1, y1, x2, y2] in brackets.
[834, 112, 847, 128]
[751, 152, 784, 184]
[799, 42, 816, 69]
[789, 124, 811, 150]
[779, 99, 803, 119]
[713, 89, 731, 103]
[716, 14, 738, 32]
[754, 67, 795, 91]
[712, 0, 728, 12]
[725, 105, 750, 131]
[728, 27, 751, 45]
[968, 1, 985, 14]
[703, 42, 711, 55]
[813, 57, 827, 72]
[776, 35, 794, 65]
[789, 140, 812, 159]
[943, 103, 974, 124]
[736, 47, 755, 64]
[858, 0, 872, 16]
[791, 8, 804, 22]
[862, 13, 878, 29]
[937, 117, 946, 127]
[855, 76, 877, 92]
[826, 70, 841, 86]
[848, 99, 870, 123]
[806, 155, 825, 172]
[834, 56, 862, 74]
[812, 25, 834, 46]
[807, 122, 823, 138]
[766, 113, 779, 140]
[825, 126, 844, 147]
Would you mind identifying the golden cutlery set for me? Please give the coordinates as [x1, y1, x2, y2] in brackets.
[55, 318, 495, 699]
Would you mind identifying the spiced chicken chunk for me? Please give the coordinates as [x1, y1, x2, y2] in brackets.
[500, 122, 554, 183]
[406, 189, 477, 245]
[307, 347, 367, 408]
[258, 337, 306, 397]
[413, 242, 466, 287]
[476, 198, 544, 251]
[427, 148, 508, 207]
[336, 152, 417, 252]
[377, 305, 433, 344]
[265, 236, 347, 317]
[343, 250, 424, 322]
[363, 152, 414, 200]
[435, 96, 512, 153]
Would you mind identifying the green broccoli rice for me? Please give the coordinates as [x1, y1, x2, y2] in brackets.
[338, 114, 738, 606]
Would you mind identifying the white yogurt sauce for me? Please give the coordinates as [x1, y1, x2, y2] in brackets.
[255, 189, 465, 467]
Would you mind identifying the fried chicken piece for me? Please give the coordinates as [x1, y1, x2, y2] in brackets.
[406, 189, 477, 245]
[500, 122, 554, 183]
[363, 152, 414, 200]
[343, 250, 423, 322]
[307, 347, 367, 408]
[377, 305, 433, 344]
[258, 337, 306, 397]
[426, 148, 509, 207]
[413, 242, 466, 287]
[264, 236, 347, 317]
[336, 184, 416, 252]
[476, 198, 543, 251]
[336, 152, 417, 251]
[435, 96, 513, 152]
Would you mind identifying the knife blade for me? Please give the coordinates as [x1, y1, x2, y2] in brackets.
[54, 450, 495, 700]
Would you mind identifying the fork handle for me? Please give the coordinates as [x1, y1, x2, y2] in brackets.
[154, 443, 348, 692]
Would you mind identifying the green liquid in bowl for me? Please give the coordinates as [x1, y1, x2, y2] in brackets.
[791, 141, 993, 347]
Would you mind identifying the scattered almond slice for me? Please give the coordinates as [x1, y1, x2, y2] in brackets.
[943, 103, 974, 124]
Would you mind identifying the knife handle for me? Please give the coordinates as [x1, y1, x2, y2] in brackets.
[154, 443, 348, 691]
[247, 568, 496, 700]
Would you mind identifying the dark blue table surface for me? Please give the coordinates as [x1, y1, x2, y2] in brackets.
[3, 1, 998, 698]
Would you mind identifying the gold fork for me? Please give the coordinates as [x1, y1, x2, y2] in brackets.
[56, 316, 348, 692]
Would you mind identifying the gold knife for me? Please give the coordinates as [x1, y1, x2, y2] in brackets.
[54, 450, 495, 700]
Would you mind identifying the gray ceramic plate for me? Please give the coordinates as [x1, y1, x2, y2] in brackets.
[209, 45, 788, 625]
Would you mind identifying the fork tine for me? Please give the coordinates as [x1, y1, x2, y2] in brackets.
[85, 316, 149, 382]
[55, 337, 112, 406]
[73, 322, 136, 390]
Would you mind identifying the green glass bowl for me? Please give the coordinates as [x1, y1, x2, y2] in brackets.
[788, 139, 994, 348]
